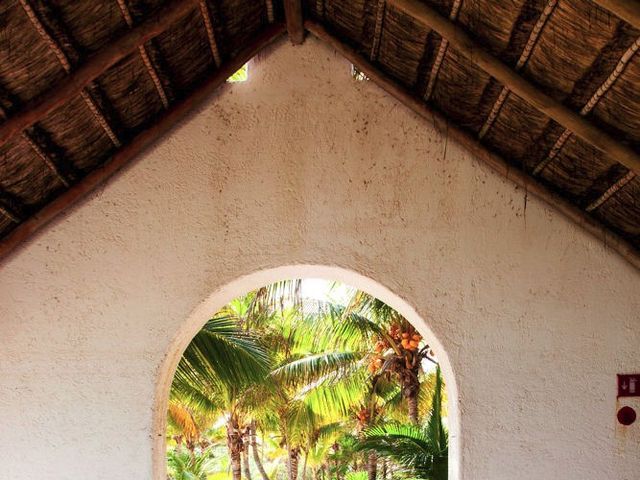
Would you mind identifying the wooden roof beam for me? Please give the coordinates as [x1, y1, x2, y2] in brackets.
[284, 0, 305, 44]
[387, 0, 640, 175]
[0, 23, 286, 263]
[592, 0, 640, 30]
[0, 0, 198, 148]
[305, 20, 640, 271]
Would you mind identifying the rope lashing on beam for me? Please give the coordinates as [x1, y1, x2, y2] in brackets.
[423, 0, 462, 101]
[116, 0, 171, 109]
[534, 36, 640, 175]
[586, 171, 637, 212]
[478, 0, 558, 140]
[370, 0, 387, 61]
[20, 0, 122, 148]
[199, 0, 223, 68]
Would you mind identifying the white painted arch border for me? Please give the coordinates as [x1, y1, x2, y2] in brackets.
[152, 264, 461, 479]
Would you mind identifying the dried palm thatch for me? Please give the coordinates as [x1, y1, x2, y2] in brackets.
[305, 0, 640, 268]
[0, 0, 639, 271]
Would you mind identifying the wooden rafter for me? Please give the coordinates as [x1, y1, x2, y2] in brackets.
[0, 24, 286, 263]
[478, 0, 558, 139]
[116, 0, 171, 109]
[284, 0, 305, 44]
[534, 36, 640, 175]
[305, 20, 640, 271]
[423, 0, 461, 101]
[20, 0, 121, 148]
[592, 0, 640, 30]
[387, 0, 640, 175]
[0, 0, 197, 147]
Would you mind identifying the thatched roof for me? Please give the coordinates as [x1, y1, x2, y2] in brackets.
[0, 0, 639, 269]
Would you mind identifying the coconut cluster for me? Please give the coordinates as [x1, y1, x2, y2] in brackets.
[389, 323, 422, 351]
[368, 323, 424, 373]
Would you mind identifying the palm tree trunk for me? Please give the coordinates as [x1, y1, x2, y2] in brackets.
[243, 448, 252, 480]
[382, 459, 387, 480]
[288, 446, 300, 480]
[367, 452, 377, 480]
[227, 416, 243, 480]
[302, 450, 308, 480]
[250, 421, 270, 480]
[407, 392, 419, 424]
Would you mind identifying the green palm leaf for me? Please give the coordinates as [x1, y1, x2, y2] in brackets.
[174, 315, 271, 398]
[356, 367, 448, 480]
[271, 351, 364, 386]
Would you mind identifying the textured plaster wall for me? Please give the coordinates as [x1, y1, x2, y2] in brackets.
[1, 37, 639, 480]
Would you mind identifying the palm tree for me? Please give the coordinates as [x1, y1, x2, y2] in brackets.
[170, 306, 272, 480]
[168, 280, 448, 480]
[326, 291, 436, 425]
[167, 448, 216, 480]
[357, 366, 448, 480]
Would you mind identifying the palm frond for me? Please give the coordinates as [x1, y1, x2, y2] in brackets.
[271, 351, 363, 386]
[176, 314, 271, 393]
[356, 367, 448, 480]
[167, 401, 200, 443]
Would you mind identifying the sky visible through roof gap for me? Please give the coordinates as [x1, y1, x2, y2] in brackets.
[227, 63, 249, 83]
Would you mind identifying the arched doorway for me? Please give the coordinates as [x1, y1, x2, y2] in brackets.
[152, 265, 460, 479]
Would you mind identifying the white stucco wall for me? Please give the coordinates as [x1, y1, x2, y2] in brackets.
[1, 36, 639, 480]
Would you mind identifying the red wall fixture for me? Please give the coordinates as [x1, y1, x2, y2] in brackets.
[617, 406, 637, 426]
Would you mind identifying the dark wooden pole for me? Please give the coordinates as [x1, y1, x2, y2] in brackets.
[305, 20, 640, 271]
[592, 0, 640, 30]
[387, 0, 640, 175]
[0, 0, 198, 147]
[0, 24, 286, 263]
[284, 0, 305, 44]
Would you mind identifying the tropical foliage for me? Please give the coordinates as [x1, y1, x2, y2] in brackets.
[167, 280, 448, 480]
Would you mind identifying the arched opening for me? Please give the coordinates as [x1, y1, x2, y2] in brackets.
[153, 266, 460, 480]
